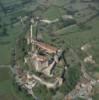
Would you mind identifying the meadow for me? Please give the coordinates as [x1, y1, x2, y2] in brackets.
[0, 0, 37, 64]
[0, 67, 34, 100]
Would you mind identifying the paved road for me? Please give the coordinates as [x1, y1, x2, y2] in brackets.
[0, 64, 16, 73]
[32, 74, 58, 89]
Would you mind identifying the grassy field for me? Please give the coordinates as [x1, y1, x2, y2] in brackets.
[0, 0, 37, 64]
[0, 67, 34, 100]
[42, 15, 99, 61]
[43, 6, 65, 20]
[43, 16, 99, 79]
[52, 0, 66, 6]
[0, 67, 18, 100]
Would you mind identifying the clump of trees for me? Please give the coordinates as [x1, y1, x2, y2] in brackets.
[0, 24, 8, 37]
[33, 85, 55, 100]
[61, 19, 76, 28]
[16, 35, 30, 62]
[59, 65, 81, 94]
[77, 22, 92, 30]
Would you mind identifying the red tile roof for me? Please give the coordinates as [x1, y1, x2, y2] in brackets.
[32, 55, 47, 62]
[33, 40, 58, 54]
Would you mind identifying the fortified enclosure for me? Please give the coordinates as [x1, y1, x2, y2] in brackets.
[0, 0, 99, 100]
